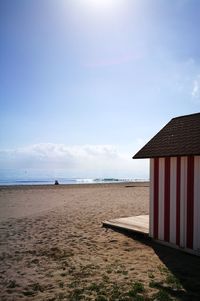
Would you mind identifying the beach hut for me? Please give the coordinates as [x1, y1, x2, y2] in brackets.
[133, 112, 200, 256]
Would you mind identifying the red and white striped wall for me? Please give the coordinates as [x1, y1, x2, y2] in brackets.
[149, 156, 200, 255]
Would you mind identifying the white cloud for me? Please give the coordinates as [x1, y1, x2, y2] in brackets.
[192, 75, 200, 102]
[0, 143, 149, 179]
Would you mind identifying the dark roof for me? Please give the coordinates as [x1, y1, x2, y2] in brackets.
[133, 113, 200, 159]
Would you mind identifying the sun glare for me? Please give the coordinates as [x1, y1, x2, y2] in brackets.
[82, 0, 123, 13]
[60, 0, 130, 29]
[87, 0, 115, 9]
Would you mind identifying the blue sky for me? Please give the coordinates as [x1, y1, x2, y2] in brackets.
[0, 0, 200, 179]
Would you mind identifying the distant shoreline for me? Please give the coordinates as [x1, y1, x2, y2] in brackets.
[0, 181, 150, 189]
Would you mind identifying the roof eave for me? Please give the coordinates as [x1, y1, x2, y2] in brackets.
[133, 153, 200, 159]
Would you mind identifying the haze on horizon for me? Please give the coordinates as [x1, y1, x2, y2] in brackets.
[0, 0, 200, 180]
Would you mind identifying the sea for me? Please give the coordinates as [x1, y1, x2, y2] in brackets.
[0, 177, 148, 186]
[0, 168, 148, 186]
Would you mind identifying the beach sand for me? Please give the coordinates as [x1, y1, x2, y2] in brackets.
[0, 183, 200, 300]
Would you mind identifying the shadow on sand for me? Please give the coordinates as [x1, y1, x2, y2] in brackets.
[104, 226, 200, 301]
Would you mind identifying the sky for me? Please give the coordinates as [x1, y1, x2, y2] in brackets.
[0, 0, 200, 180]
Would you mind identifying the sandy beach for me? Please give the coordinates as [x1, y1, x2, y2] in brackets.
[0, 183, 200, 301]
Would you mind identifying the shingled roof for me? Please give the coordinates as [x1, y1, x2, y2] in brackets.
[133, 113, 200, 159]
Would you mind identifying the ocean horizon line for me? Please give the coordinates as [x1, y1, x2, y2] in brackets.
[0, 177, 149, 186]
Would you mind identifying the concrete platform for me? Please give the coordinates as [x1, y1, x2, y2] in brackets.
[103, 215, 149, 235]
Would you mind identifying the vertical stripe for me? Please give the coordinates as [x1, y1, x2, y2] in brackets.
[180, 157, 187, 248]
[187, 156, 194, 249]
[193, 156, 200, 251]
[149, 159, 154, 237]
[158, 158, 165, 240]
[153, 158, 159, 239]
[170, 157, 176, 244]
[176, 157, 181, 246]
[164, 157, 170, 242]
[198, 157, 200, 252]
